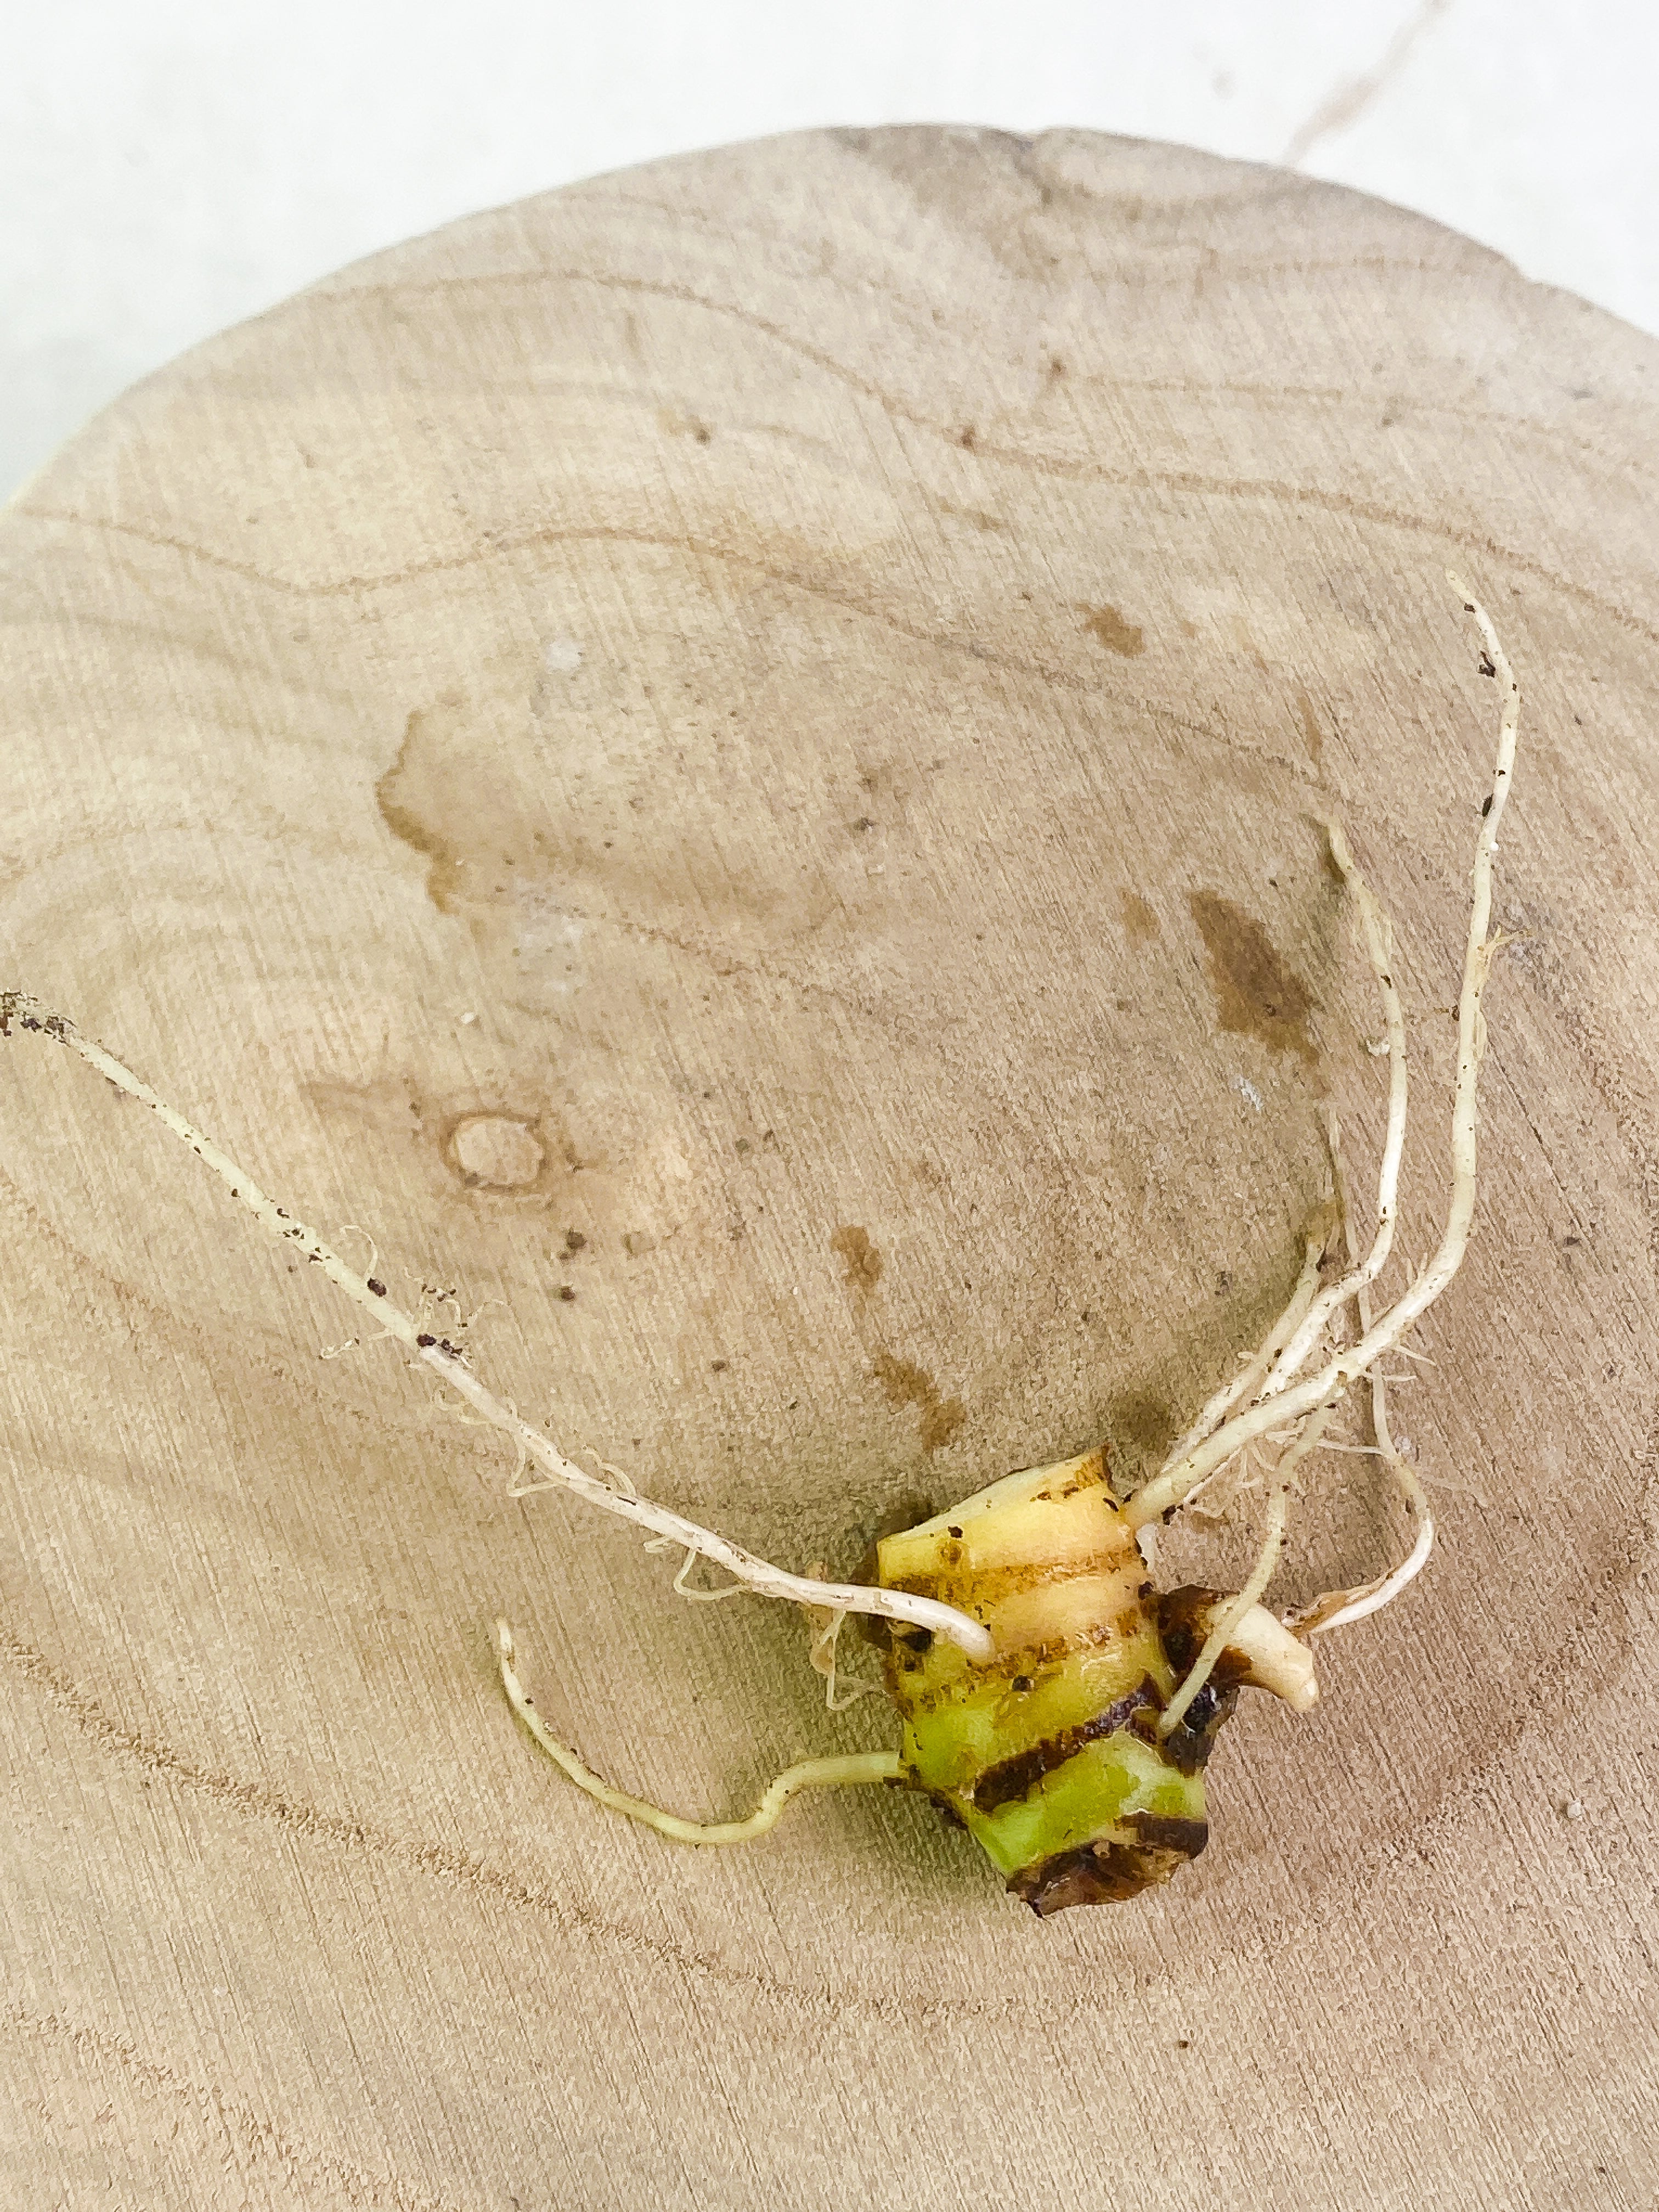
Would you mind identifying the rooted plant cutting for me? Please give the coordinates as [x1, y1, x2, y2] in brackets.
[2, 575, 1520, 1916]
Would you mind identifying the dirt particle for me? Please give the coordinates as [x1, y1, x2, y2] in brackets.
[1080, 603, 1146, 658]
[562, 1228, 587, 1254]
[1189, 890, 1317, 1065]
[623, 1229, 656, 1258]
[556, 1285, 577, 1302]
[871, 1351, 964, 1453]
[446, 1115, 545, 1189]
[1119, 890, 1160, 946]
[832, 1224, 884, 1295]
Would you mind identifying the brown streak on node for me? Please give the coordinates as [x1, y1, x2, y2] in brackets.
[1125, 1811, 1210, 1857]
[894, 1617, 1138, 1712]
[1156, 1586, 1273, 1692]
[1007, 1814, 1208, 1915]
[972, 1677, 1161, 1812]
[883, 1548, 1133, 1610]
[1154, 1585, 1256, 1773]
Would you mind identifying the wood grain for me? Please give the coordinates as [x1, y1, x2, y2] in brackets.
[3, 126, 1656, 2209]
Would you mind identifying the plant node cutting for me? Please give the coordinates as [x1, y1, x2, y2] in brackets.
[2, 575, 1519, 1916]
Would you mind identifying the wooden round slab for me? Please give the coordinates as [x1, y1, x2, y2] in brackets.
[4, 127, 1656, 2207]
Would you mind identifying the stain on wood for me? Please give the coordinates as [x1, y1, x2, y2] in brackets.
[870, 1348, 966, 1453]
[1119, 889, 1160, 946]
[831, 1223, 884, 1294]
[1189, 889, 1318, 1064]
[1080, 602, 1146, 657]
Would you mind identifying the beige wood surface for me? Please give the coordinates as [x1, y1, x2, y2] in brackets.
[3, 125, 1657, 2210]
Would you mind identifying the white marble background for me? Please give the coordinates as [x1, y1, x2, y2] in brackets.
[3, 0, 1654, 499]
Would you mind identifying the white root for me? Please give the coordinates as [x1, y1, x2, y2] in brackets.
[1279, 1117, 1435, 1636]
[669, 1545, 746, 1602]
[0, 994, 992, 1662]
[1127, 575, 1516, 1539]
[1260, 822, 1410, 1393]
[811, 1614, 880, 1712]
[1149, 579, 1514, 1726]
[1164, 1234, 1328, 1468]
[496, 1621, 901, 1842]
[802, 1578, 884, 1712]
[1158, 1397, 1338, 1737]
[1135, 574, 1518, 1711]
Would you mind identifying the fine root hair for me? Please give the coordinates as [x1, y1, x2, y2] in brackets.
[1136, 573, 1520, 1720]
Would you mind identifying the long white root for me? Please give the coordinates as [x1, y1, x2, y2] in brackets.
[1262, 819, 1409, 1392]
[0, 995, 992, 1661]
[496, 1621, 901, 1842]
[1128, 574, 1520, 1660]
[1280, 1116, 1435, 1636]
[1164, 1233, 1328, 1469]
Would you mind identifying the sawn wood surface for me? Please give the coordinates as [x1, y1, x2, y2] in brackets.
[2, 126, 1656, 2210]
